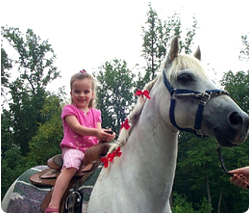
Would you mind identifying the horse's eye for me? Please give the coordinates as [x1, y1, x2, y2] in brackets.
[177, 73, 193, 84]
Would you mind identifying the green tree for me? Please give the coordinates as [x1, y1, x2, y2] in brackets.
[1, 47, 12, 97]
[175, 136, 217, 212]
[1, 26, 60, 155]
[220, 70, 249, 112]
[172, 192, 212, 213]
[1, 109, 14, 156]
[141, 3, 163, 80]
[1, 146, 25, 199]
[1, 91, 65, 199]
[1, 27, 60, 92]
[94, 59, 136, 133]
[172, 192, 196, 213]
[239, 33, 249, 62]
[141, 3, 198, 82]
[27, 92, 64, 167]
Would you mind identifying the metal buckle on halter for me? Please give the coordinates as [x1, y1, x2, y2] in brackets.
[200, 92, 211, 105]
[194, 129, 204, 137]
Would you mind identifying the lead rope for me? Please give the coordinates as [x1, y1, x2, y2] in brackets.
[217, 146, 249, 189]
[217, 146, 232, 176]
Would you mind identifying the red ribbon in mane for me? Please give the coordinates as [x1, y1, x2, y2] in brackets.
[135, 90, 151, 99]
[120, 118, 130, 131]
[101, 147, 122, 168]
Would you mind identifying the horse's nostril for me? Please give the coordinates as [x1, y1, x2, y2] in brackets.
[228, 112, 243, 127]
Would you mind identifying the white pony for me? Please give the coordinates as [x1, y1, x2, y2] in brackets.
[2, 37, 249, 213]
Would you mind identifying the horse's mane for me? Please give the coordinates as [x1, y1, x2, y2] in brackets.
[108, 54, 207, 152]
[108, 76, 158, 152]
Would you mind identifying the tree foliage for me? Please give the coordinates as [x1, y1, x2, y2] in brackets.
[141, 3, 198, 81]
[1, 91, 65, 199]
[27, 92, 64, 167]
[220, 70, 249, 113]
[94, 59, 136, 134]
[239, 33, 249, 62]
[1, 146, 25, 199]
[1, 27, 61, 198]
[1, 27, 60, 92]
[1, 47, 12, 97]
[1, 26, 60, 155]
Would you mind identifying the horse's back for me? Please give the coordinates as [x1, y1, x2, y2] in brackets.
[2, 166, 50, 213]
[2, 164, 103, 213]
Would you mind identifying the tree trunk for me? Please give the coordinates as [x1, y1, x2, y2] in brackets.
[218, 188, 223, 213]
[151, 40, 155, 80]
[206, 176, 212, 213]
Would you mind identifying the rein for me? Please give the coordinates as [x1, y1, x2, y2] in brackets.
[217, 146, 233, 176]
[162, 70, 229, 137]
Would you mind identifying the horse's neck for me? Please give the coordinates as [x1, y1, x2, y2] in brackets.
[120, 79, 178, 211]
[89, 79, 179, 212]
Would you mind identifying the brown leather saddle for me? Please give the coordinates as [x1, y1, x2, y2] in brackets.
[29, 143, 111, 212]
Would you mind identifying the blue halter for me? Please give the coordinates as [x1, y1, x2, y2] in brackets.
[162, 70, 229, 137]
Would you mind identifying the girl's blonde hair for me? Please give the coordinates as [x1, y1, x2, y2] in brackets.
[70, 69, 96, 108]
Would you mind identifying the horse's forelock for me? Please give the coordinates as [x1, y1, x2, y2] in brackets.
[167, 55, 208, 81]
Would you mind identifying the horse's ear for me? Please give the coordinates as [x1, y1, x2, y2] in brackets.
[166, 36, 179, 64]
[193, 46, 201, 60]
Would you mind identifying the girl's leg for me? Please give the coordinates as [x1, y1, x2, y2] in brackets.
[48, 167, 77, 210]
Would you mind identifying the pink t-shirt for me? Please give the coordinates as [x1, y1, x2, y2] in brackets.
[60, 104, 102, 153]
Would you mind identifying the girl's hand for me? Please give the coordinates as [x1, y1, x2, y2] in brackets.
[106, 131, 116, 142]
[97, 129, 113, 142]
[104, 128, 116, 142]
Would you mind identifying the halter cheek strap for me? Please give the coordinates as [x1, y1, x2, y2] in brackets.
[163, 70, 229, 137]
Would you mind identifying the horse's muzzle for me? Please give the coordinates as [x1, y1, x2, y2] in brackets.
[215, 111, 249, 147]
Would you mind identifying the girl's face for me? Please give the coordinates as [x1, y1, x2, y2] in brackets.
[70, 78, 94, 111]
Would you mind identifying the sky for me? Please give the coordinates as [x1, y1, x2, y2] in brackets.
[1, 0, 248, 97]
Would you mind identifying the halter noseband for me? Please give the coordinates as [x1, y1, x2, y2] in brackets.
[163, 70, 229, 137]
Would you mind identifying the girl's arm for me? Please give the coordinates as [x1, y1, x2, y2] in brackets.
[97, 122, 102, 129]
[65, 115, 111, 139]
